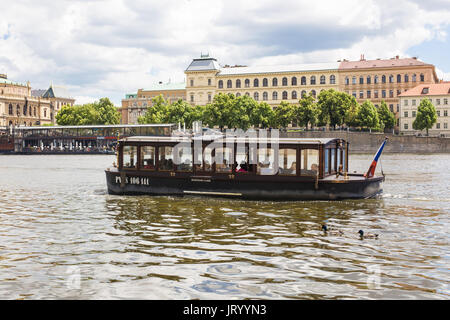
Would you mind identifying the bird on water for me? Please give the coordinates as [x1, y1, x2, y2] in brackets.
[358, 230, 378, 239]
[322, 224, 344, 236]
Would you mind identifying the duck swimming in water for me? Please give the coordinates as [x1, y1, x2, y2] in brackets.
[358, 230, 378, 239]
[322, 224, 344, 236]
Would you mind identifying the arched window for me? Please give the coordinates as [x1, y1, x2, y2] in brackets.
[245, 79, 250, 88]
[263, 78, 268, 87]
[292, 91, 297, 100]
[245, 92, 250, 96]
[311, 90, 316, 98]
[310, 76, 316, 85]
[254, 92, 259, 101]
[282, 77, 288, 86]
[236, 79, 241, 88]
[412, 74, 417, 82]
[282, 91, 288, 100]
[352, 76, 356, 84]
[389, 75, 394, 83]
[29, 106, 32, 116]
[404, 74, 409, 82]
[272, 92, 278, 100]
[301, 90, 307, 98]
[291, 77, 297, 86]
[397, 74, 401, 83]
[301, 76, 306, 85]
[382, 75, 386, 83]
[330, 75, 336, 84]
[272, 78, 278, 86]
[44, 108, 47, 117]
[374, 75, 379, 84]
[227, 80, 232, 88]
[34, 107, 37, 117]
[9, 104, 13, 115]
[359, 76, 364, 84]
[367, 75, 371, 84]
[236, 93, 241, 97]
[345, 77, 349, 85]
[263, 92, 268, 101]
[23, 104, 27, 116]
[254, 78, 259, 87]
[420, 74, 425, 82]
[16, 104, 20, 116]
[320, 75, 326, 84]
[218, 80, 223, 89]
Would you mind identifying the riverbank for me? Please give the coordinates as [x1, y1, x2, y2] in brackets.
[284, 131, 450, 153]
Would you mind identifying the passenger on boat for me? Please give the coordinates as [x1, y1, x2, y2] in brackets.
[237, 161, 248, 172]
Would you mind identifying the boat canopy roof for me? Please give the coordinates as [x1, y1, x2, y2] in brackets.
[120, 135, 342, 145]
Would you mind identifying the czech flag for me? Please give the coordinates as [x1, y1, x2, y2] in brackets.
[364, 137, 388, 178]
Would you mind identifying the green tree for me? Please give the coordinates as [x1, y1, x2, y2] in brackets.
[413, 99, 437, 136]
[202, 93, 236, 129]
[252, 102, 275, 128]
[273, 101, 295, 128]
[138, 95, 170, 124]
[93, 97, 121, 125]
[317, 89, 354, 129]
[377, 100, 395, 130]
[293, 93, 318, 129]
[357, 100, 380, 130]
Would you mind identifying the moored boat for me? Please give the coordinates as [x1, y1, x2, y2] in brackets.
[105, 132, 386, 200]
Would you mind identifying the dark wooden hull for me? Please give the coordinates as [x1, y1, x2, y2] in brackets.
[105, 170, 384, 201]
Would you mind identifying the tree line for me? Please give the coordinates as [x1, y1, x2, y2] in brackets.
[138, 89, 396, 131]
[55, 98, 120, 125]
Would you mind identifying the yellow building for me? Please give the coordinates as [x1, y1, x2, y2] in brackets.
[0, 74, 51, 127]
[398, 82, 450, 136]
[185, 55, 339, 107]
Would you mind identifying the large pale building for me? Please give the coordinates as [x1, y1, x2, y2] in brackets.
[122, 54, 440, 126]
[398, 82, 450, 136]
[0, 74, 52, 127]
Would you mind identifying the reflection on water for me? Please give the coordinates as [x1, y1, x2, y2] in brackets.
[0, 154, 448, 299]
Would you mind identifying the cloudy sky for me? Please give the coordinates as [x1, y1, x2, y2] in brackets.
[1, 0, 449, 105]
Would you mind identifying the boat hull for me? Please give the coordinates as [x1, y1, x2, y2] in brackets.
[105, 170, 384, 201]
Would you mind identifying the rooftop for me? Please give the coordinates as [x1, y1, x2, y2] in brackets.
[339, 56, 430, 69]
[398, 83, 450, 97]
[42, 85, 73, 99]
[218, 62, 340, 76]
[140, 82, 186, 92]
[185, 56, 221, 72]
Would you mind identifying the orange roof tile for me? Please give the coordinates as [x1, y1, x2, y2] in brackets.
[398, 83, 450, 97]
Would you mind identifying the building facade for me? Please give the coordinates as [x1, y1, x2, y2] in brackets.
[121, 82, 186, 124]
[0, 74, 52, 127]
[339, 55, 438, 123]
[398, 82, 450, 136]
[122, 55, 440, 126]
[185, 56, 339, 107]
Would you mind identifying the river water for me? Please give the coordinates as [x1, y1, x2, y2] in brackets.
[0, 153, 448, 299]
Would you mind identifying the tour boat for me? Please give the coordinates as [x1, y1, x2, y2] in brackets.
[105, 132, 387, 200]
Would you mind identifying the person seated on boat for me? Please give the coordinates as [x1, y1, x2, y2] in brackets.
[289, 161, 296, 174]
[311, 163, 318, 174]
[204, 160, 211, 171]
[237, 161, 248, 172]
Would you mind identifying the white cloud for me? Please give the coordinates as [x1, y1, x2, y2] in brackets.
[0, 0, 449, 105]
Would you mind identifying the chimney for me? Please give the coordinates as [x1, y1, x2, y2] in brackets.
[360, 54, 365, 61]
[396, 55, 399, 59]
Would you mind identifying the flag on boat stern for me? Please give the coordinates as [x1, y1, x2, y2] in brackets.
[364, 137, 388, 178]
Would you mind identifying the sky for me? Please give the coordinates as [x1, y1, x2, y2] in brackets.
[1, 0, 449, 106]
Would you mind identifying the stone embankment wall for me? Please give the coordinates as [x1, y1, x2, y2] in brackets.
[284, 131, 450, 153]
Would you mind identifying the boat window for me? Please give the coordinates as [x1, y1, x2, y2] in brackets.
[301, 149, 319, 176]
[175, 145, 192, 172]
[140, 146, 155, 170]
[123, 145, 137, 169]
[324, 148, 329, 174]
[158, 146, 174, 171]
[278, 149, 296, 175]
[337, 148, 342, 172]
[330, 148, 336, 172]
[215, 147, 233, 173]
[257, 148, 276, 175]
[235, 145, 250, 173]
